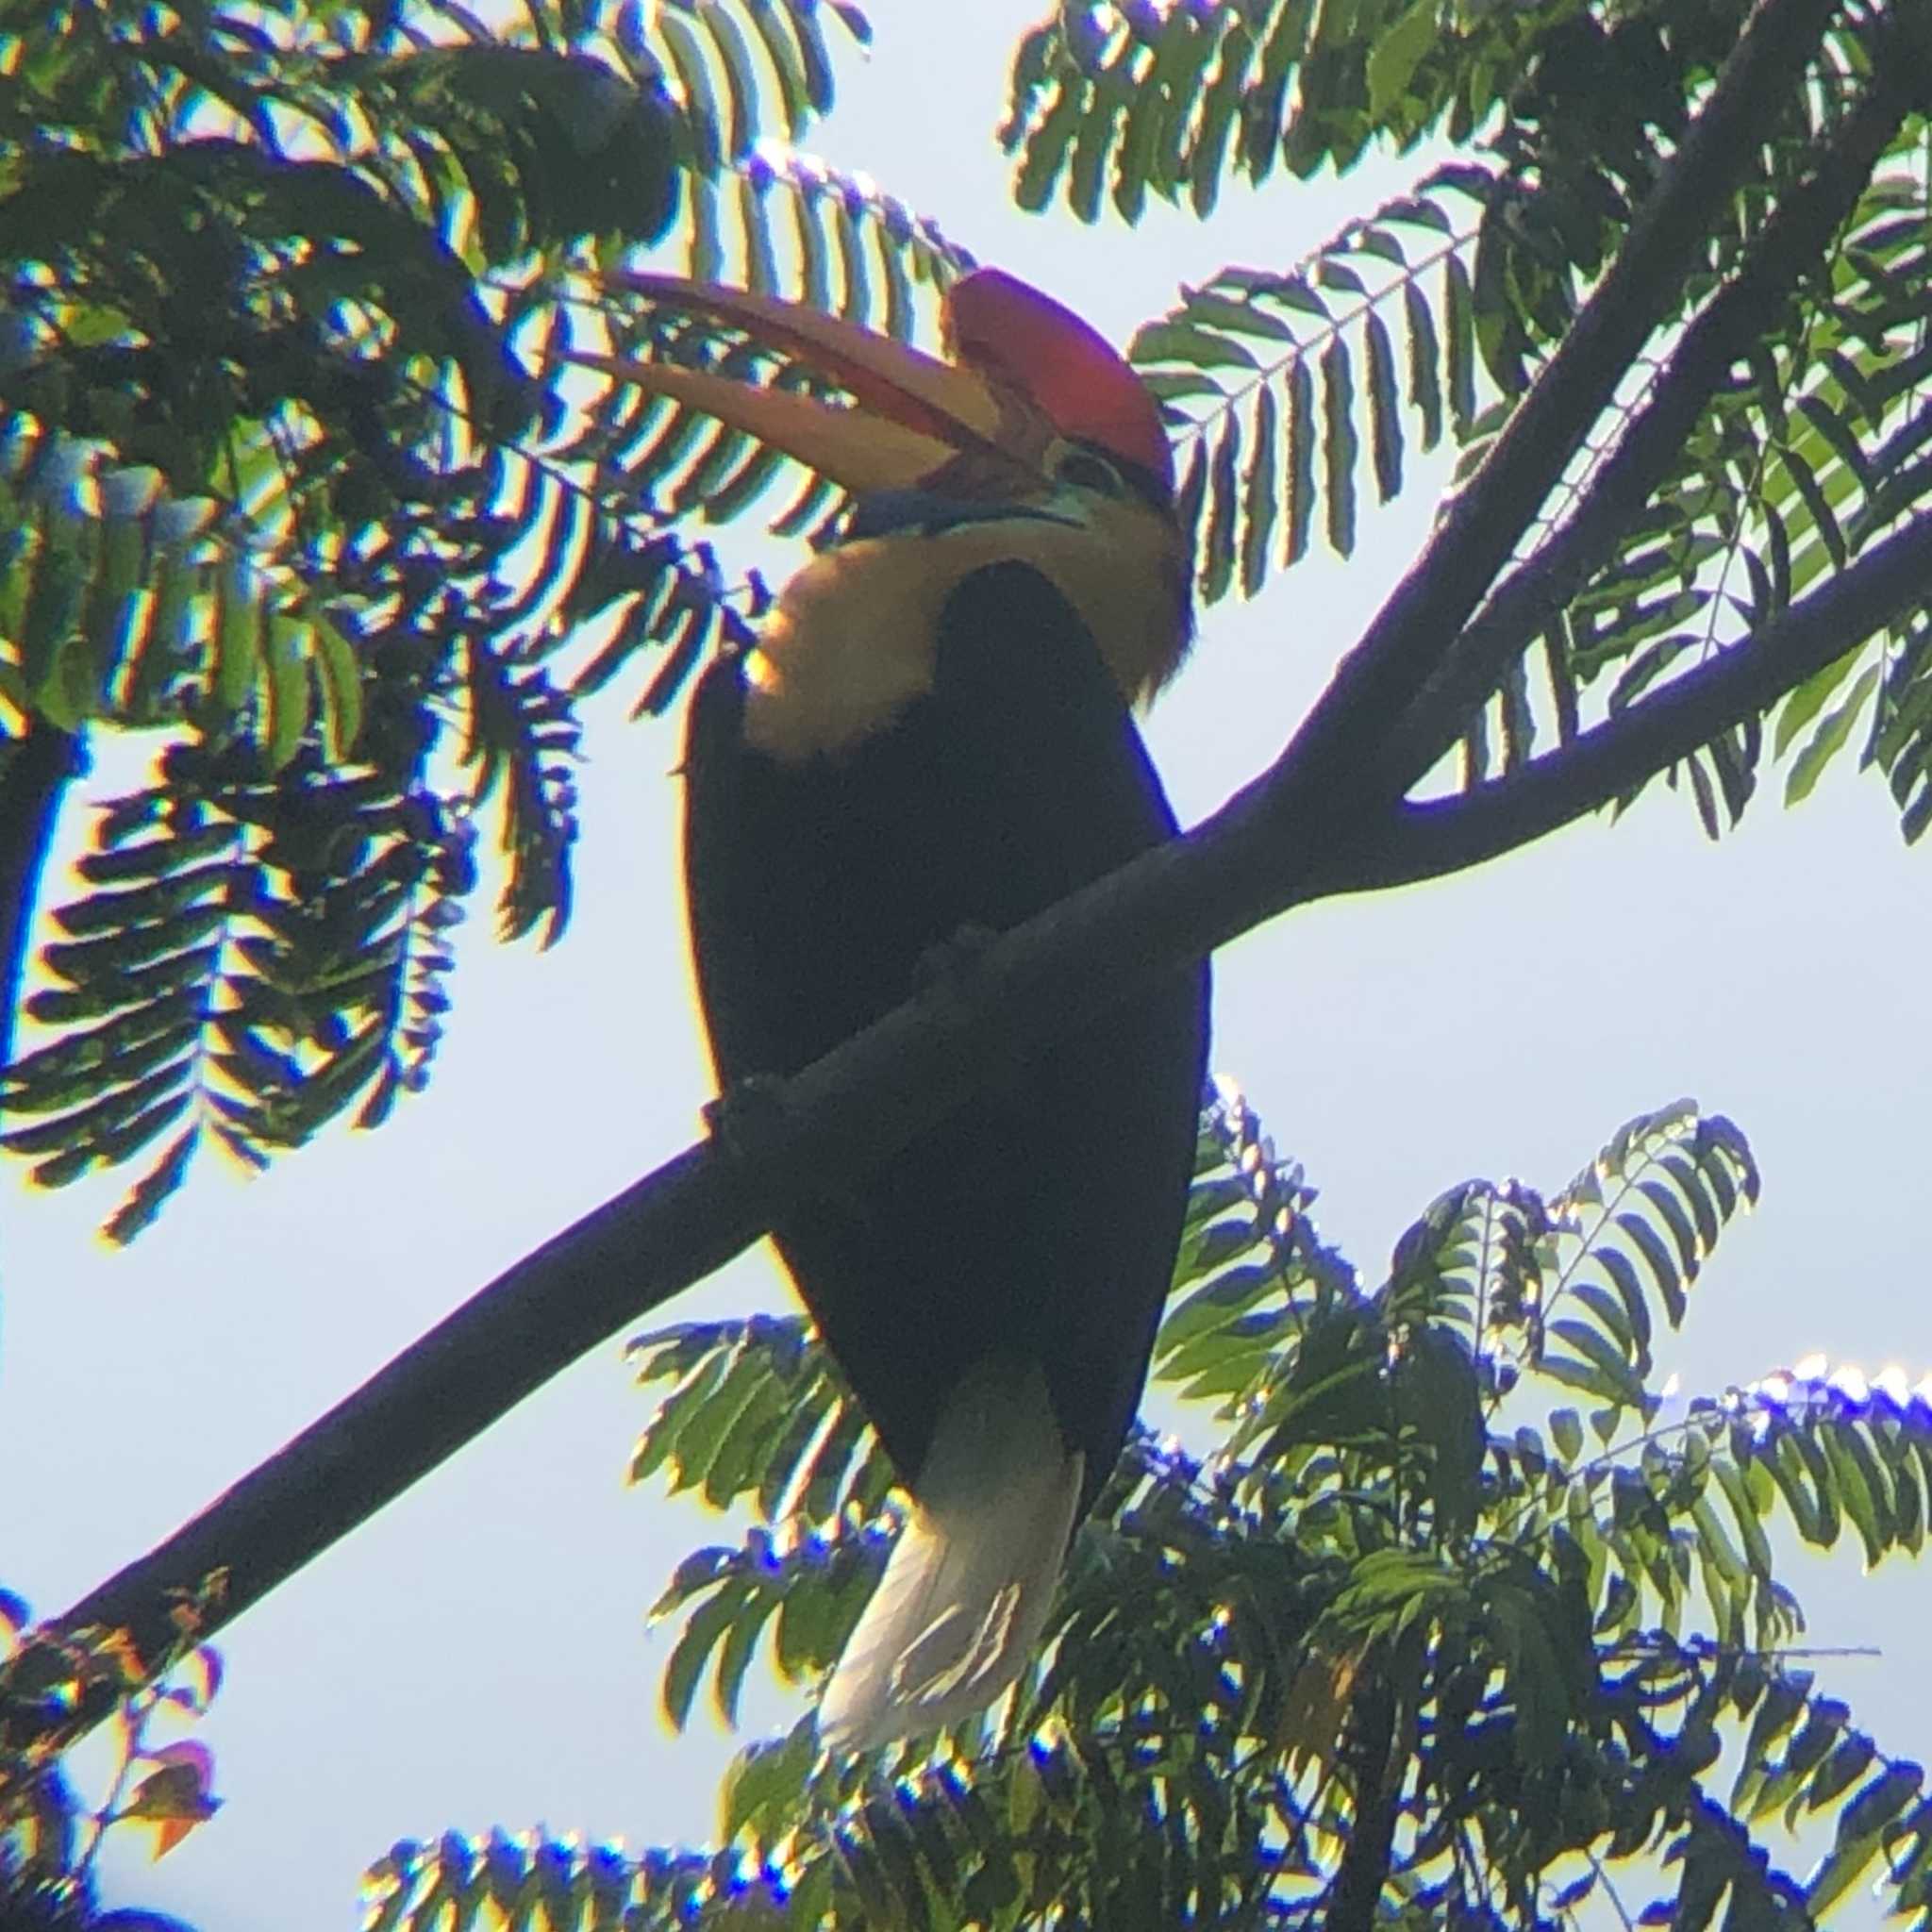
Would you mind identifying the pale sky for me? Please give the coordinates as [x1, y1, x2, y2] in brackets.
[7, 7, 1929, 1926]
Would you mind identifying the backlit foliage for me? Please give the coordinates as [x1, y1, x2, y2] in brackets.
[0, 0, 986, 1234]
[9, 2, 1932, 1924]
[371, 1089, 1932, 1929]
[0, 1588, 220, 1927]
[1010, 1, 1932, 841]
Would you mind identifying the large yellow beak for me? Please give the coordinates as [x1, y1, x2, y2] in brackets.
[564, 272, 1024, 496]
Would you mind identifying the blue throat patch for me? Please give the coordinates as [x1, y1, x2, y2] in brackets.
[826, 490, 1081, 550]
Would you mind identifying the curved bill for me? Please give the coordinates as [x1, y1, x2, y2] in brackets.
[562, 273, 1023, 497]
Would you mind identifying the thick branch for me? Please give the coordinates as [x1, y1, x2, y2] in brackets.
[1355, 508, 1932, 891]
[4, 817, 1322, 1752]
[5, 1138, 750, 1747]
[0, 720, 81, 1095]
[1324, 1630, 1424, 1932]
[1379, 53, 1915, 789]
[1326, 1681, 1399, 1932]
[1249, 0, 1843, 830]
[1, 0, 1855, 1758]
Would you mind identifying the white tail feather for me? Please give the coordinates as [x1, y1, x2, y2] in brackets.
[818, 1360, 1082, 1755]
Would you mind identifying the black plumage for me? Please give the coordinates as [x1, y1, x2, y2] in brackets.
[683, 558, 1209, 1518]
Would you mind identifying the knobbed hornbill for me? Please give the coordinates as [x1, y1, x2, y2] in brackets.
[575, 268, 1209, 1751]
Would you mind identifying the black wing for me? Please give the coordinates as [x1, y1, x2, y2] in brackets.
[682, 559, 1209, 1512]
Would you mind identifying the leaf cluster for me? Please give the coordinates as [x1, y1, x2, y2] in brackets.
[1014, 1, 1932, 854]
[369, 1087, 1932, 1928]
[1000, 0, 1752, 226]
[1, 729, 475, 1240]
[0, 0, 934, 1229]
[628, 1307, 896, 1731]
[0, 1586, 219, 1927]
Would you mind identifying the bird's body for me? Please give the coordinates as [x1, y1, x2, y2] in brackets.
[685, 558, 1208, 1511]
[576, 269, 1208, 1748]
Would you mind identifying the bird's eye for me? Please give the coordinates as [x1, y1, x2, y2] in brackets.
[1053, 446, 1125, 497]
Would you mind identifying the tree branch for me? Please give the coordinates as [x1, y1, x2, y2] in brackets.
[1377, 49, 1915, 790]
[0, 719, 81, 1098]
[0, 0, 1857, 1759]
[1325, 1676, 1400, 1932]
[1353, 507, 1932, 891]
[1246, 0, 1845, 830]
[1324, 1628, 1425, 1932]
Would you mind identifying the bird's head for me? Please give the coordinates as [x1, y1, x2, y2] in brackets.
[568, 268, 1192, 718]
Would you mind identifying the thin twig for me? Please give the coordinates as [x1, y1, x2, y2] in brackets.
[1584, 1847, 1638, 1932]
[1350, 505, 1932, 891]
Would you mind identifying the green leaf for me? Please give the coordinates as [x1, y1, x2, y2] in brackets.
[1774, 643, 1865, 758]
[1239, 382, 1279, 599]
[695, 1, 759, 161]
[658, 12, 724, 175]
[1839, 1760, 1923, 1841]
[1807, 1764, 1924, 1915]
[1366, 0, 1436, 126]
[1614, 1212, 1685, 1327]
[1569, 1280, 1638, 1364]
[1363, 310, 1402, 503]
[1807, 1734, 1877, 1813]
[263, 613, 312, 772]
[1546, 1318, 1645, 1407]
[1394, 1325, 1483, 1540]
[661, 1582, 747, 1732]
[1284, 357, 1315, 566]
[212, 555, 261, 724]
[1785, 662, 1879, 805]
[1200, 414, 1241, 605]
[1443, 253, 1477, 430]
[710, 1580, 779, 1725]
[1819, 1424, 1888, 1566]
[718, 1718, 815, 1847]
[1133, 320, 1260, 372]
[1321, 337, 1357, 556]
[1712, 1457, 1775, 1580]
[1768, 1431, 1831, 1547]
[309, 608, 364, 760]
[1403, 279, 1441, 452]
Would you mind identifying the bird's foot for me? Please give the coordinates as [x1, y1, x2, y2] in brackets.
[913, 922, 999, 1002]
[703, 1073, 790, 1165]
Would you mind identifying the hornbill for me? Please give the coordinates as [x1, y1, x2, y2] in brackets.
[575, 268, 1209, 1751]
